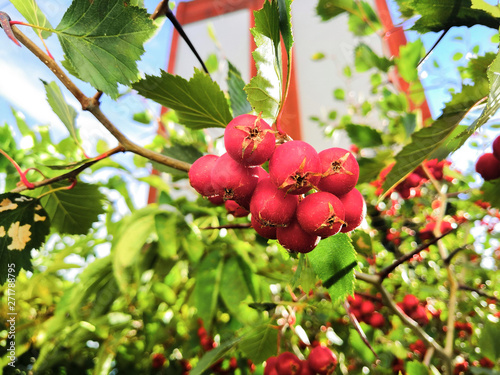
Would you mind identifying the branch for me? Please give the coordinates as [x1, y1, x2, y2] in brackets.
[200, 223, 252, 230]
[443, 244, 474, 266]
[378, 229, 455, 280]
[459, 284, 499, 304]
[11, 24, 191, 173]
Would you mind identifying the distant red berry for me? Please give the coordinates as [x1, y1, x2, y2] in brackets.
[402, 295, 419, 313]
[308, 346, 337, 375]
[475, 153, 500, 181]
[368, 312, 385, 328]
[276, 352, 302, 375]
[493, 135, 500, 160]
[152, 353, 166, 369]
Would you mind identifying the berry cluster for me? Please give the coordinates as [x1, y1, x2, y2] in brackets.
[454, 321, 473, 338]
[372, 159, 449, 199]
[396, 295, 429, 326]
[264, 345, 337, 375]
[189, 114, 365, 253]
[475, 135, 500, 181]
[347, 294, 385, 328]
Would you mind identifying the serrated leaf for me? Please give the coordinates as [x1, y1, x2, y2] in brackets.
[9, 0, 53, 39]
[308, 234, 357, 303]
[239, 324, 278, 363]
[396, 40, 424, 82]
[350, 230, 373, 257]
[194, 251, 224, 329]
[278, 0, 293, 55]
[220, 256, 252, 316]
[153, 142, 203, 178]
[191, 336, 241, 375]
[472, 0, 500, 18]
[316, 0, 356, 21]
[381, 84, 488, 197]
[227, 61, 252, 117]
[55, 0, 157, 98]
[41, 80, 81, 149]
[244, 1, 282, 119]
[133, 70, 232, 129]
[0, 193, 50, 284]
[354, 43, 393, 73]
[39, 181, 105, 235]
[406, 361, 429, 375]
[345, 124, 383, 148]
[481, 179, 500, 207]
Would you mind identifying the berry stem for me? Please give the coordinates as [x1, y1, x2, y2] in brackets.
[0, 148, 36, 189]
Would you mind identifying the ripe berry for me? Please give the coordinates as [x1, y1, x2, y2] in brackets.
[402, 295, 419, 313]
[347, 294, 363, 308]
[251, 214, 277, 240]
[307, 346, 337, 375]
[299, 360, 313, 375]
[211, 153, 259, 203]
[296, 192, 345, 237]
[225, 200, 249, 217]
[360, 300, 375, 316]
[250, 177, 299, 227]
[454, 359, 469, 375]
[412, 305, 429, 326]
[269, 140, 321, 195]
[264, 356, 279, 375]
[475, 153, 500, 181]
[224, 114, 276, 166]
[317, 148, 359, 196]
[368, 312, 385, 328]
[493, 135, 500, 160]
[276, 352, 302, 375]
[152, 353, 166, 369]
[338, 188, 366, 233]
[189, 154, 219, 197]
[277, 219, 320, 254]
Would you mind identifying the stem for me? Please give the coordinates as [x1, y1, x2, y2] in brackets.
[200, 223, 252, 230]
[417, 29, 450, 68]
[11, 25, 192, 173]
[0, 148, 35, 189]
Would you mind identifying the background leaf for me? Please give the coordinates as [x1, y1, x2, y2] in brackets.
[191, 337, 241, 375]
[345, 124, 383, 148]
[238, 324, 278, 363]
[308, 234, 357, 303]
[9, 0, 53, 38]
[133, 70, 232, 129]
[0, 193, 50, 284]
[39, 181, 105, 235]
[227, 61, 252, 117]
[55, 0, 157, 98]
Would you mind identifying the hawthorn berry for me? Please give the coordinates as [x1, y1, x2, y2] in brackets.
[188, 154, 219, 197]
[251, 214, 277, 240]
[276, 352, 302, 375]
[317, 147, 359, 196]
[269, 140, 322, 195]
[493, 135, 500, 160]
[152, 353, 166, 369]
[338, 188, 366, 233]
[264, 356, 279, 375]
[224, 114, 276, 166]
[211, 153, 259, 204]
[360, 300, 375, 316]
[307, 345, 337, 375]
[277, 219, 320, 254]
[475, 152, 500, 181]
[296, 192, 345, 237]
[368, 312, 385, 328]
[402, 295, 419, 313]
[225, 200, 249, 217]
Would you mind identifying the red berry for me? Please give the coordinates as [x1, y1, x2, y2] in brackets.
[276, 352, 302, 375]
[404, 173, 422, 188]
[269, 141, 321, 195]
[296, 192, 345, 237]
[317, 147, 359, 196]
[152, 353, 166, 369]
[251, 214, 277, 240]
[402, 295, 419, 313]
[368, 312, 385, 328]
[478, 356, 494, 368]
[339, 188, 366, 233]
[224, 114, 276, 166]
[189, 154, 219, 197]
[347, 294, 363, 308]
[207, 194, 224, 205]
[493, 135, 500, 160]
[264, 356, 279, 375]
[475, 153, 500, 181]
[299, 360, 313, 375]
[277, 219, 320, 254]
[360, 300, 375, 316]
[411, 305, 429, 326]
[308, 346, 337, 375]
[225, 200, 249, 217]
[197, 326, 207, 338]
[454, 360, 469, 375]
[211, 153, 259, 203]
[250, 177, 299, 227]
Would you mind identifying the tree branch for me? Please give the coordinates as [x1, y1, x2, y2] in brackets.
[459, 284, 499, 304]
[11, 24, 191, 173]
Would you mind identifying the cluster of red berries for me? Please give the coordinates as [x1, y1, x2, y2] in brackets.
[454, 321, 473, 338]
[347, 294, 385, 328]
[372, 159, 449, 199]
[408, 339, 427, 359]
[419, 220, 453, 240]
[396, 295, 429, 326]
[189, 114, 365, 253]
[264, 345, 337, 375]
[475, 135, 500, 181]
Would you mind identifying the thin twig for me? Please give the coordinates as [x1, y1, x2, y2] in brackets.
[458, 284, 499, 304]
[200, 223, 252, 230]
[443, 244, 474, 266]
[417, 28, 450, 68]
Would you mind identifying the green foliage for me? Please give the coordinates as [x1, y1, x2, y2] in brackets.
[227, 61, 252, 117]
[9, 0, 53, 38]
[55, 0, 157, 98]
[134, 70, 232, 129]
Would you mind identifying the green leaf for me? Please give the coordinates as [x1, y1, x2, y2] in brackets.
[316, 0, 356, 21]
[406, 361, 430, 375]
[153, 142, 202, 178]
[41, 80, 81, 149]
[55, 0, 157, 98]
[357, 155, 389, 184]
[239, 324, 278, 363]
[308, 234, 357, 303]
[278, 0, 293, 56]
[39, 181, 106, 235]
[227, 61, 252, 117]
[396, 40, 424, 83]
[133, 70, 232, 129]
[354, 43, 392, 73]
[219, 256, 252, 316]
[194, 251, 224, 328]
[347, 2, 381, 36]
[478, 320, 500, 360]
[350, 230, 373, 257]
[191, 336, 242, 375]
[155, 213, 178, 258]
[345, 124, 383, 148]
[0, 193, 50, 283]
[334, 88, 345, 100]
[481, 179, 500, 207]
[244, 1, 282, 119]
[132, 110, 153, 124]
[9, 0, 53, 39]
[381, 84, 488, 197]
[395, 0, 500, 33]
